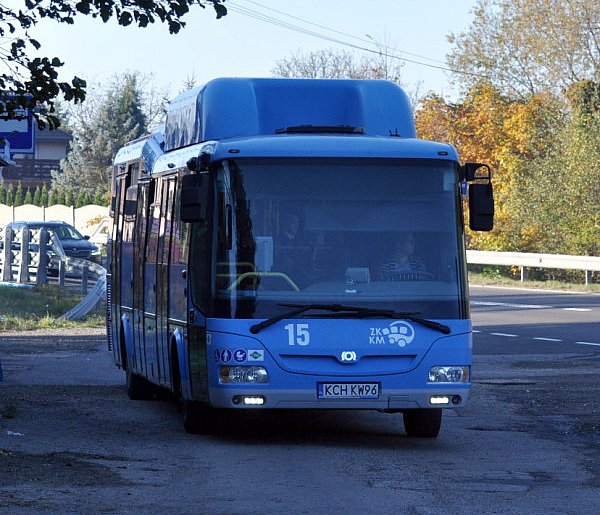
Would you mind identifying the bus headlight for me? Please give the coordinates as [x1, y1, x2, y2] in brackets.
[219, 366, 269, 384]
[428, 366, 469, 383]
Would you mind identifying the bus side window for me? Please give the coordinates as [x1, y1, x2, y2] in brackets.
[172, 180, 189, 265]
[146, 179, 161, 263]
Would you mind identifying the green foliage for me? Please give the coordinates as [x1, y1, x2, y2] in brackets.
[47, 187, 58, 206]
[75, 190, 93, 208]
[23, 188, 33, 205]
[83, 191, 94, 205]
[0, 182, 5, 204]
[32, 186, 42, 206]
[65, 190, 74, 207]
[416, 79, 599, 258]
[437, 2, 600, 258]
[54, 73, 150, 198]
[93, 190, 107, 206]
[0, 284, 104, 332]
[13, 183, 23, 207]
[5, 183, 14, 206]
[40, 184, 49, 207]
[0, 1, 226, 128]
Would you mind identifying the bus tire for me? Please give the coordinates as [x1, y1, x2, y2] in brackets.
[403, 408, 442, 438]
[126, 367, 154, 400]
[182, 401, 217, 435]
[170, 348, 217, 434]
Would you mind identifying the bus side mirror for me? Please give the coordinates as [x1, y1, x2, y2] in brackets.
[469, 182, 494, 231]
[180, 173, 207, 223]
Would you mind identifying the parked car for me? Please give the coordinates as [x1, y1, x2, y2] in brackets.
[5, 221, 102, 273]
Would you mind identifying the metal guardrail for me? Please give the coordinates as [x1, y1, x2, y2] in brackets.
[0, 226, 107, 319]
[58, 260, 107, 320]
[467, 250, 600, 284]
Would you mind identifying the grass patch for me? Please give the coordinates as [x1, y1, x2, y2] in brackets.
[0, 284, 104, 332]
[468, 271, 600, 293]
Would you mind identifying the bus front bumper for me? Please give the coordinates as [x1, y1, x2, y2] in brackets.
[207, 385, 470, 410]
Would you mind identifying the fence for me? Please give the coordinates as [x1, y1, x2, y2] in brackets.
[0, 203, 109, 243]
[0, 225, 106, 319]
[467, 250, 600, 285]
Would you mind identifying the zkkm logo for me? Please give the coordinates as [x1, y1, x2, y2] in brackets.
[369, 321, 415, 347]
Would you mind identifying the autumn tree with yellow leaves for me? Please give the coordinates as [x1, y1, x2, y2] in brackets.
[415, 83, 565, 252]
[416, 0, 600, 262]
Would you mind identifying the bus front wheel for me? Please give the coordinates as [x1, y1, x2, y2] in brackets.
[182, 401, 219, 435]
[125, 367, 154, 400]
[403, 408, 442, 438]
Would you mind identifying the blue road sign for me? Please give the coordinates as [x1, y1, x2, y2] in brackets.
[0, 103, 35, 155]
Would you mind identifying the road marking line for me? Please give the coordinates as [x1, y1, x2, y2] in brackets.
[472, 301, 593, 312]
[472, 330, 481, 333]
[470, 284, 592, 295]
[533, 337, 562, 342]
[471, 301, 549, 309]
[490, 332, 518, 337]
[575, 341, 600, 347]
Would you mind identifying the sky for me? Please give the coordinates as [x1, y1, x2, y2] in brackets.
[26, 0, 477, 101]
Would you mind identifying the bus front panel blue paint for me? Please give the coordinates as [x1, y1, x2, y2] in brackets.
[203, 318, 471, 410]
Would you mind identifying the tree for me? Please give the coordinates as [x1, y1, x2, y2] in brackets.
[0, 1, 226, 128]
[23, 188, 33, 205]
[33, 186, 41, 206]
[272, 47, 404, 84]
[54, 73, 148, 197]
[83, 190, 93, 206]
[40, 183, 48, 207]
[47, 186, 58, 206]
[415, 82, 564, 251]
[75, 191, 85, 208]
[447, 0, 600, 99]
[13, 182, 23, 206]
[525, 81, 600, 257]
[5, 183, 14, 206]
[65, 190, 74, 207]
[93, 190, 105, 206]
[0, 182, 6, 204]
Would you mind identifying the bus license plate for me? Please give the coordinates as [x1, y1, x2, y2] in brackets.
[318, 383, 380, 399]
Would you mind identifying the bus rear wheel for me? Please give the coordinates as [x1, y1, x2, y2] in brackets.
[403, 408, 442, 438]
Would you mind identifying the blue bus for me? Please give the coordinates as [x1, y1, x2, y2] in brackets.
[107, 78, 493, 437]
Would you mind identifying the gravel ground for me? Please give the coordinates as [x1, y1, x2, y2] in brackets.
[1, 328, 599, 513]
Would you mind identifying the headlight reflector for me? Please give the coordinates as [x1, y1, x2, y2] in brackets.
[219, 366, 269, 384]
[428, 366, 469, 383]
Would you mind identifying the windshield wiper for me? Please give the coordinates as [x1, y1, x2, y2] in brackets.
[249, 303, 450, 335]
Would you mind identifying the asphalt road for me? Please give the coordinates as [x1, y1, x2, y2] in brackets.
[471, 285, 600, 355]
[0, 286, 599, 514]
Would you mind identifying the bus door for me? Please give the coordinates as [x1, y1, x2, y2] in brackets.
[132, 180, 150, 376]
[110, 171, 130, 366]
[156, 176, 176, 384]
[143, 178, 161, 382]
[121, 183, 138, 310]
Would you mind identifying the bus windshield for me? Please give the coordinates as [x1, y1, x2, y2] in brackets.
[204, 157, 467, 320]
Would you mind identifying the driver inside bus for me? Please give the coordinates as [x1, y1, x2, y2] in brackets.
[275, 212, 309, 287]
[276, 213, 303, 246]
[379, 232, 427, 280]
